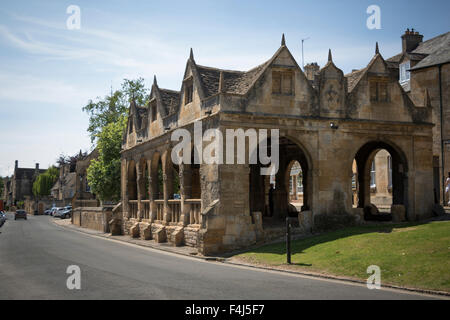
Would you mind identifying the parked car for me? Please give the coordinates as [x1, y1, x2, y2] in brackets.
[14, 210, 27, 220]
[45, 207, 56, 215]
[0, 211, 6, 226]
[50, 207, 59, 216]
[54, 207, 71, 219]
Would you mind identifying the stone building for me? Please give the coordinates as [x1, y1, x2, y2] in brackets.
[385, 29, 449, 204]
[73, 149, 99, 207]
[7, 161, 46, 206]
[120, 35, 435, 255]
[51, 163, 76, 205]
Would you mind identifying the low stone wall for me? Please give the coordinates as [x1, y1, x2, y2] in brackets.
[72, 207, 112, 233]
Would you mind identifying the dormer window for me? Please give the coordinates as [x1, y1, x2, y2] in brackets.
[399, 61, 410, 83]
[272, 71, 293, 95]
[184, 78, 193, 105]
[370, 80, 389, 103]
[150, 100, 157, 122]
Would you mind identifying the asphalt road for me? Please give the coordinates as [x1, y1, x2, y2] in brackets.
[0, 213, 440, 300]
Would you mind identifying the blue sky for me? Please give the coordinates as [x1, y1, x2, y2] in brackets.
[0, 0, 449, 176]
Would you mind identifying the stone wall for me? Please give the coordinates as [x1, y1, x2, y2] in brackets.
[72, 207, 112, 233]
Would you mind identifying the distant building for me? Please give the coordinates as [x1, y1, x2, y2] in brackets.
[7, 160, 46, 206]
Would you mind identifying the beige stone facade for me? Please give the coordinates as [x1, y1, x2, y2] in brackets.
[120, 36, 435, 255]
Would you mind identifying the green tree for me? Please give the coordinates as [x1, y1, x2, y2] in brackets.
[32, 166, 59, 198]
[82, 78, 149, 142]
[87, 116, 127, 202]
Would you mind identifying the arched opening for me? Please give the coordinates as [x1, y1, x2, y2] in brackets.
[249, 136, 312, 227]
[353, 141, 408, 220]
[287, 160, 304, 211]
[127, 160, 137, 201]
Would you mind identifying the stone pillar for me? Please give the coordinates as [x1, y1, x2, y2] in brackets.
[122, 159, 130, 219]
[136, 161, 144, 221]
[293, 175, 298, 200]
[162, 150, 174, 223]
[147, 159, 157, 222]
[180, 163, 192, 226]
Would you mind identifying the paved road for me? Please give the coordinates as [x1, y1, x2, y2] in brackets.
[0, 213, 439, 300]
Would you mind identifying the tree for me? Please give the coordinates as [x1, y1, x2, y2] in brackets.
[82, 78, 149, 142]
[86, 116, 127, 202]
[32, 166, 59, 198]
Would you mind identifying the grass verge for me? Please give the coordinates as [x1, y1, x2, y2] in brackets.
[233, 220, 450, 292]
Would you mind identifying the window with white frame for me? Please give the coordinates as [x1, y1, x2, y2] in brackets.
[399, 61, 411, 83]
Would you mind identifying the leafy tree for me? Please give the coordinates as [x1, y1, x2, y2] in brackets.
[87, 116, 127, 202]
[32, 166, 59, 198]
[82, 78, 149, 142]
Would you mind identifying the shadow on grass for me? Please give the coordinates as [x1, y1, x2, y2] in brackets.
[231, 219, 438, 262]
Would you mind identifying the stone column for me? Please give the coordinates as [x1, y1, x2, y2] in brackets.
[293, 175, 298, 200]
[136, 161, 144, 221]
[179, 163, 192, 226]
[122, 159, 130, 219]
[162, 150, 174, 223]
[147, 159, 156, 222]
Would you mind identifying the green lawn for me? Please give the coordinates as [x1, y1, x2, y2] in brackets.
[233, 221, 450, 292]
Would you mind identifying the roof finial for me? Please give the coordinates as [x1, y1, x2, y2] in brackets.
[328, 49, 332, 62]
[189, 48, 194, 61]
[281, 33, 286, 46]
[375, 42, 380, 55]
[219, 71, 225, 93]
[153, 75, 158, 86]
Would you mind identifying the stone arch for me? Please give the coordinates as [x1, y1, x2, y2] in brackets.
[127, 159, 137, 200]
[248, 134, 314, 222]
[353, 140, 409, 218]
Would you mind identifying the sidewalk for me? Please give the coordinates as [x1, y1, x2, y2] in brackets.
[53, 219, 221, 261]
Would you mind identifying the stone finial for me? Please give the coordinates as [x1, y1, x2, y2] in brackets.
[281, 33, 286, 46]
[189, 48, 194, 61]
[219, 71, 225, 93]
[375, 42, 380, 54]
[328, 49, 333, 62]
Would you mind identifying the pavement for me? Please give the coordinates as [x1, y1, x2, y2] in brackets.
[0, 212, 445, 300]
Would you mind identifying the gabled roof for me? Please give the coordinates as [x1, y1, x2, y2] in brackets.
[345, 67, 367, 92]
[387, 31, 450, 70]
[196, 61, 270, 97]
[159, 88, 180, 115]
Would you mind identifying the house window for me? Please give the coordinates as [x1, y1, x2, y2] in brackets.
[272, 71, 293, 95]
[272, 72, 281, 94]
[150, 101, 157, 122]
[370, 161, 376, 188]
[399, 61, 411, 83]
[370, 80, 389, 102]
[184, 79, 193, 105]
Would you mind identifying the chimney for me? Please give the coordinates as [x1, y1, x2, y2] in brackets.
[402, 28, 423, 53]
[35, 163, 39, 170]
[304, 62, 320, 81]
[15, 160, 18, 170]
